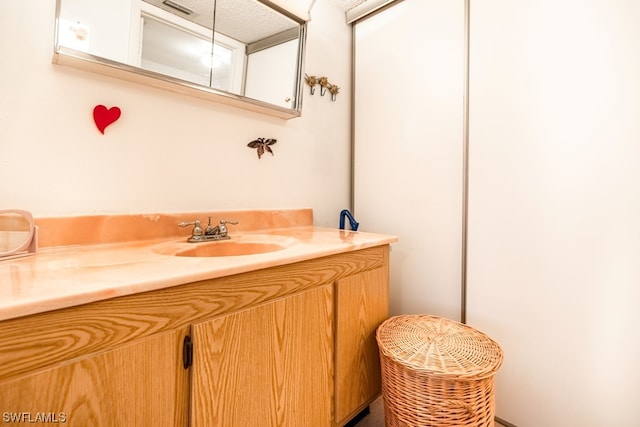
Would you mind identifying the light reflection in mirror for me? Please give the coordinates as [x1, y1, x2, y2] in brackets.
[140, 15, 214, 87]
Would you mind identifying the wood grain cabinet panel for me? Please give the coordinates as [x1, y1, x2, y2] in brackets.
[190, 284, 334, 427]
[0, 330, 185, 427]
[334, 255, 389, 425]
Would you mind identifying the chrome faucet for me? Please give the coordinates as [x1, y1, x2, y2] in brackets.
[178, 218, 238, 243]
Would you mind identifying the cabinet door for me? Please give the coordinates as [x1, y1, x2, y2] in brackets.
[0, 330, 185, 426]
[334, 267, 389, 425]
[191, 284, 333, 427]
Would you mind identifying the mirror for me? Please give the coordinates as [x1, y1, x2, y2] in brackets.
[54, 0, 307, 119]
[0, 210, 38, 260]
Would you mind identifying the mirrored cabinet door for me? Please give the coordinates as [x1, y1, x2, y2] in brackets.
[212, 0, 302, 108]
[138, 12, 215, 87]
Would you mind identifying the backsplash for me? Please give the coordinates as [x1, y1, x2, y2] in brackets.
[35, 209, 313, 247]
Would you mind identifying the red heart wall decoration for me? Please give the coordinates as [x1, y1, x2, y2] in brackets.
[93, 105, 121, 134]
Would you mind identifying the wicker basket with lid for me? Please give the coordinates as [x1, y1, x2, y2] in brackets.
[376, 315, 503, 427]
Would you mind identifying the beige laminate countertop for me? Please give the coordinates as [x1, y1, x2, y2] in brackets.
[0, 226, 397, 322]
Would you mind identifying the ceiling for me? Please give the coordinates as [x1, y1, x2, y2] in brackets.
[331, 0, 368, 11]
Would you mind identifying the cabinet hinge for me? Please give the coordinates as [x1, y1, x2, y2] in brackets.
[183, 335, 193, 369]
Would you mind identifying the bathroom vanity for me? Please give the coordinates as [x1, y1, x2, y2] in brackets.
[0, 209, 396, 426]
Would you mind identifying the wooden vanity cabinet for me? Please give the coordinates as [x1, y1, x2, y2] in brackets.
[0, 245, 389, 427]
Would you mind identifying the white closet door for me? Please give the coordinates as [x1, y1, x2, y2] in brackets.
[354, 0, 465, 319]
[467, 0, 640, 425]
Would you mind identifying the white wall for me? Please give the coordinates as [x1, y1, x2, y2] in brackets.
[467, 0, 640, 425]
[354, 0, 465, 319]
[0, 0, 351, 228]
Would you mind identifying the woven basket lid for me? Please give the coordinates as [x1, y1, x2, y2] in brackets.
[376, 315, 503, 379]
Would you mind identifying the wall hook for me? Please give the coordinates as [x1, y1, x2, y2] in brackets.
[305, 74, 318, 95]
[319, 77, 330, 96]
[329, 84, 340, 101]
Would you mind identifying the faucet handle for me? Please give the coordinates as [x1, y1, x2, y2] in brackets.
[218, 219, 238, 235]
[178, 220, 203, 236]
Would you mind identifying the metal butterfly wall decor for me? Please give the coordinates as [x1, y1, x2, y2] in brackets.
[247, 138, 277, 159]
